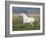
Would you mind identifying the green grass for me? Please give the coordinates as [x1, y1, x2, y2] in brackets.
[12, 16, 40, 31]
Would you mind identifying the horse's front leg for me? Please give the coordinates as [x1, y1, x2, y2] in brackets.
[30, 23, 33, 28]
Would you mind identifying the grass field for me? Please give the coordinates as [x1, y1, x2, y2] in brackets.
[12, 16, 40, 31]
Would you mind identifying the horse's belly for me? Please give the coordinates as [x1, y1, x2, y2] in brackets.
[23, 17, 35, 23]
[23, 18, 31, 23]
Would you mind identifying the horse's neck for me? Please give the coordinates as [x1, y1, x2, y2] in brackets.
[23, 14, 28, 18]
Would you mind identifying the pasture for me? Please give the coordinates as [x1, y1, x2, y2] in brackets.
[12, 16, 40, 31]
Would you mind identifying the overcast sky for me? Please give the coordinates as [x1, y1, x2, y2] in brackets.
[12, 7, 40, 14]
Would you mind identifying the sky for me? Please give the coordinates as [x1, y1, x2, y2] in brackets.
[12, 7, 40, 14]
